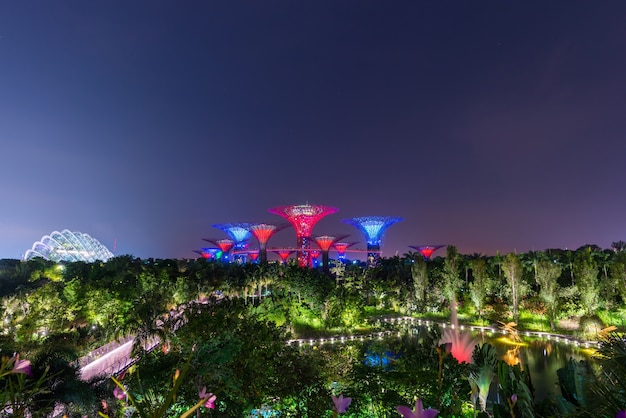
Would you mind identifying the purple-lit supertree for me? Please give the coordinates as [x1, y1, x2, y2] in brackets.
[342, 216, 403, 266]
[313, 234, 348, 275]
[248, 223, 289, 263]
[202, 238, 235, 262]
[269, 204, 339, 267]
[212, 223, 253, 263]
[409, 245, 445, 261]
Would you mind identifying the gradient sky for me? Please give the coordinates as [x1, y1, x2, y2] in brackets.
[2, 2, 626, 260]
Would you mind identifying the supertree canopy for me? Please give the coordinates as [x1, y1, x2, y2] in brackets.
[194, 247, 222, 260]
[313, 234, 348, 274]
[248, 251, 259, 262]
[313, 235, 348, 252]
[409, 245, 445, 261]
[333, 241, 358, 260]
[269, 204, 339, 267]
[24, 229, 114, 262]
[211, 223, 252, 243]
[212, 223, 253, 263]
[248, 223, 289, 263]
[342, 216, 402, 266]
[203, 238, 235, 262]
[272, 249, 295, 264]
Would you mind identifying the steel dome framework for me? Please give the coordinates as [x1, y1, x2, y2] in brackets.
[24, 229, 114, 263]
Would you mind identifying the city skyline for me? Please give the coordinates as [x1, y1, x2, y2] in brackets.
[2, 2, 626, 259]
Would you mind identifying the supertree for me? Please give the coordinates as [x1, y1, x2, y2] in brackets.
[272, 249, 295, 265]
[342, 216, 403, 266]
[409, 245, 445, 261]
[212, 223, 253, 263]
[313, 234, 348, 275]
[248, 251, 260, 263]
[202, 238, 235, 262]
[248, 223, 289, 263]
[310, 250, 321, 268]
[269, 204, 339, 267]
[193, 247, 221, 260]
[333, 241, 358, 261]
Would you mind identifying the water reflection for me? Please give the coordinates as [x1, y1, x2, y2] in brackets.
[458, 328, 592, 402]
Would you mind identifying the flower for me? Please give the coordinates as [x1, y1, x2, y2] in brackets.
[11, 355, 32, 376]
[440, 329, 476, 364]
[616, 411, 626, 418]
[331, 394, 352, 414]
[396, 399, 439, 418]
[113, 386, 125, 400]
[199, 386, 216, 409]
[510, 394, 518, 405]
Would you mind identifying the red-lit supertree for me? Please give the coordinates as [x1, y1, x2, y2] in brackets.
[248, 251, 260, 263]
[269, 204, 339, 267]
[313, 234, 348, 274]
[272, 249, 295, 265]
[333, 241, 358, 261]
[203, 238, 235, 262]
[248, 223, 289, 263]
[409, 245, 445, 261]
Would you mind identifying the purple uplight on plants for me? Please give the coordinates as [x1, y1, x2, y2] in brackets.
[199, 386, 216, 409]
[113, 386, 125, 400]
[331, 394, 352, 414]
[397, 399, 439, 418]
[10, 355, 32, 376]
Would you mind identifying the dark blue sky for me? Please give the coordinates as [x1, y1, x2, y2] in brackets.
[2, 2, 626, 260]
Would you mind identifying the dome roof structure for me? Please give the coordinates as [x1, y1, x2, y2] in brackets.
[23, 230, 114, 262]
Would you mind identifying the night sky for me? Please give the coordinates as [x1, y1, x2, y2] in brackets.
[2, 2, 626, 260]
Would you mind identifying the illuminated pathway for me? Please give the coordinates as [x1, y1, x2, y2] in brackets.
[287, 316, 600, 349]
[79, 339, 133, 381]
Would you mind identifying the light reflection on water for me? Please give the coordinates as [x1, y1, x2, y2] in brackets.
[488, 335, 591, 402]
[420, 325, 593, 402]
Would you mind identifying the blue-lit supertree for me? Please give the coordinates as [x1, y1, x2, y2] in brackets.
[212, 223, 253, 264]
[342, 216, 403, 266]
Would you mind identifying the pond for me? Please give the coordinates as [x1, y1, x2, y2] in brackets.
[291, 317, 597, 405]
[406, 319, 596, 403]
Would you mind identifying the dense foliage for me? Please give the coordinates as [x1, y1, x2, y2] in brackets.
[1, 243, 626, 416]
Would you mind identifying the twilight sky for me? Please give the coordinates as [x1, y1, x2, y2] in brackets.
[2, 2, 626, 260]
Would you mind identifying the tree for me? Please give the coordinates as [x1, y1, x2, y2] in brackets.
[612, 240, 626, 252]
[573, 248, 599, 316]
[610, 251, 626, 304]
[501, 253, 526, 324]
[535, 260, 562, 330]
[468, 258, 492, 321]
[442, 246, 461, 307]
[411, 256, 428, 312]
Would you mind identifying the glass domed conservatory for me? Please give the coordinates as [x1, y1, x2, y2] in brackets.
[23, 230, 114, 262]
